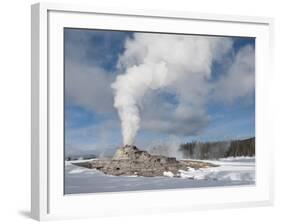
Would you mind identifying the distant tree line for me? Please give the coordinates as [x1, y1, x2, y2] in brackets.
[65, 154, 97, 161]
[179, 137, 255, 160]
[225, 138, 255, 157]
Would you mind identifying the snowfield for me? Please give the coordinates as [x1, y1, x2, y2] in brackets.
[65, 157, 255, 194]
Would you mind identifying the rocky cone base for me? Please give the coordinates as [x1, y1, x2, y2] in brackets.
[74, 145, 217, 177]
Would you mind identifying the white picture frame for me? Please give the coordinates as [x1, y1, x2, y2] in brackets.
[31, 2, 274, 221]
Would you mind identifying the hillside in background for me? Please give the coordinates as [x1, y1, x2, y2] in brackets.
[179, 137, 255, 160]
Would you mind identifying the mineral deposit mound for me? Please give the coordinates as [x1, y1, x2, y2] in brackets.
[73, 145, 217, 177]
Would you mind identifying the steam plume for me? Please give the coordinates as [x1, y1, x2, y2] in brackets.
[111, 33, 232, 145]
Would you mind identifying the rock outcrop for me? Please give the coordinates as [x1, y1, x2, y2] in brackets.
[74, 145, 217, 177]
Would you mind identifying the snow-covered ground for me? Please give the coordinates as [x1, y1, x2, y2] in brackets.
[65, 157, 255, 194]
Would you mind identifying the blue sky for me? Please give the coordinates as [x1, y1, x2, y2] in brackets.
[64, 28, 255, 156]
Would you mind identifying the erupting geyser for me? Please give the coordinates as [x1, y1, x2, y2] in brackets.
[111, 33, 233, 145]
[111, 62, 168, 145]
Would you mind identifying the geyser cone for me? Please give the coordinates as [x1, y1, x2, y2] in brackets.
[73, 145, 217, 177]
[113, 145, 151, 161]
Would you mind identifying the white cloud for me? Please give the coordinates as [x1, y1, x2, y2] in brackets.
[65, 60, 115, 113]
[212, 45, 255, 103]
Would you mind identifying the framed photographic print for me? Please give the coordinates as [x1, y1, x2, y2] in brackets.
[31, 2, 274, 221]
